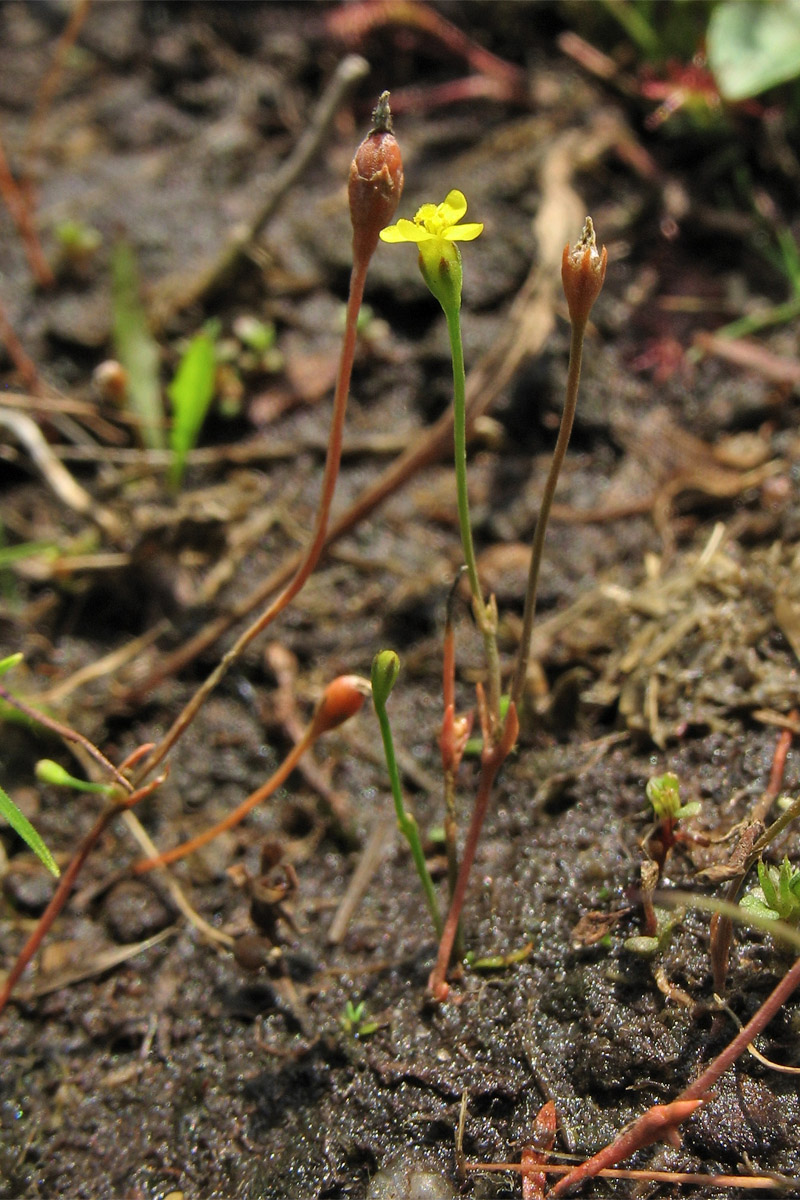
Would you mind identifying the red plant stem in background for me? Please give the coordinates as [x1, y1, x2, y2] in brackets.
[21, 0, 92, 192]
[0, 292, 43, 392]
[0, 133, 53, 288]
[522, 1102, 557, 1200]
[326, 1, 527, 97]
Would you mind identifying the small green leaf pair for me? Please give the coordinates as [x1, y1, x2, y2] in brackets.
[741, 857, 800, 925]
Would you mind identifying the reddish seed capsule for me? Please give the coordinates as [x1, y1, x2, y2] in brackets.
[348, 91, 404, 263]
[561, 216, 608, 328]
[311, 674, 371, 736]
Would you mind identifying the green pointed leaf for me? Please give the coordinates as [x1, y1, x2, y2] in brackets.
[168, 326, 218, 491]
[0, 784, 59, 877]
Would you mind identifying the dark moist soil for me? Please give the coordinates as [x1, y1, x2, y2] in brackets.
[2, 4, 800, 1198]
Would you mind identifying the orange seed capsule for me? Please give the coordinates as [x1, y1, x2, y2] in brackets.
[311, 674, 371, 736]
[561, 216, 608, 328]
[348, 91, 404, 263]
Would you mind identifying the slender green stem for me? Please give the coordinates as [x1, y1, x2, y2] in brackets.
[373, 691, 443, 938]
[510, 316, 587, 710]
[446, 306, 482, 608]
[444, 307, 503, 732]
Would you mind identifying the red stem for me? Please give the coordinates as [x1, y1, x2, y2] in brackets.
[0, 776, 163, 1016]
[428, 702, 519, 999]
[131, 253, 370, 785]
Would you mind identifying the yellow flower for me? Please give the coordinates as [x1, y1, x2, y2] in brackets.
[379, 189, 483, 244]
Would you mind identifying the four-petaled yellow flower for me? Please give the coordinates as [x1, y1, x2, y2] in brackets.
[380, 189, 483, 244]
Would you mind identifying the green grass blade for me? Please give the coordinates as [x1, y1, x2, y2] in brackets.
[0, 784, 60, 877]
[168, 326, 217, 491]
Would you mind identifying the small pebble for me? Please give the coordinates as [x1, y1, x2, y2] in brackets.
[2, 862, 57, 915]
[367, 1155, 457, 1200]
[102, 880, 172, 943]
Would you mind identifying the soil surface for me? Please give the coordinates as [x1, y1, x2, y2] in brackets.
[2, 4, 800, 1199]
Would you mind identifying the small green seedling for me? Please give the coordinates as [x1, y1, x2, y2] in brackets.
[54, 218, 102, 271]
[339, 999, 378, 1038]
[645, 772, 700, 822]
[645, 771, 701, 870]
[741, 857, 800, 925]
[231, 314, 282, 370]
[624, 907, 675, 957]
[168, 322, 219, 491]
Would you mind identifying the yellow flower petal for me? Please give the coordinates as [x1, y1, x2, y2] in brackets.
[439, 189, 468, 224]
[445, 222, 484, 242]
[380, 219, 431, 243]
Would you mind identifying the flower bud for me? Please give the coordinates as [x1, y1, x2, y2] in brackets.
[561, 217, 607, 328]
[35, 759, 112, 794]
[348, 92, 404, 263]
[310, 674, 370, 736]
[371, 650, 400, 709]
[417, 239, 463, 314]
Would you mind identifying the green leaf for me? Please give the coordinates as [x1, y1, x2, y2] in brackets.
[111, 239, 165, 450]
[708, 0, 800, 100]
[167, 326, 218, 491]
[0, 784, 60, 877]
[0, 653, 23, 678]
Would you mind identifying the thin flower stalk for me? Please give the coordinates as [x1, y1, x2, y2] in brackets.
[134, 676, 369, 874]
[380, 190, 503, 731]
[131, 95, 403, 787]
[510, 218, 607, 711]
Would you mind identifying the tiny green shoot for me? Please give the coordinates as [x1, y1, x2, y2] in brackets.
[168, 322, 219, 491]
[339, 998, 378, 1037]
[645, 772, 701, 822]
[740, 857, 800, 925]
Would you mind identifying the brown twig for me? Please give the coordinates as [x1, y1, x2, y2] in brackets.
[468, 1160, 787, 1190]
[21, 0, 93, 190]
